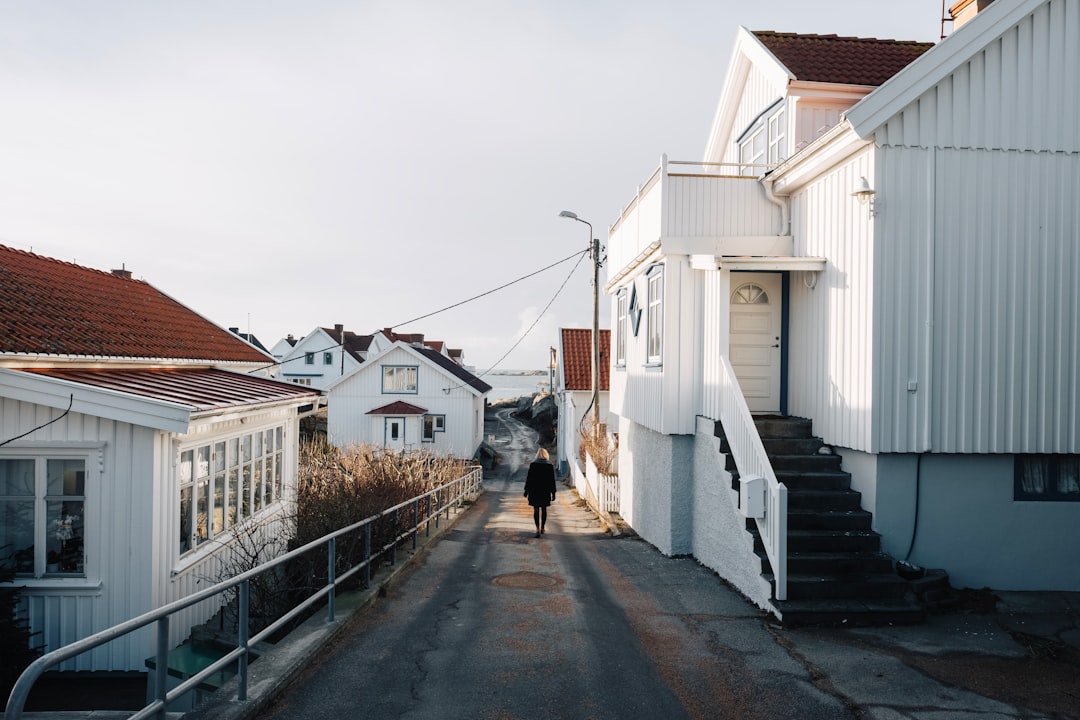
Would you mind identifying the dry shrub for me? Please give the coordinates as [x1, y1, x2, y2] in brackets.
[579, 428, 617, 476]
[288, 441, 469, 600]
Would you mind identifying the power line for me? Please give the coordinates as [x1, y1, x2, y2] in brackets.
[249, 249, 589, 375]
[0, 394, 74, 447]
[389, 248, 588, 330]
[442, 246, 590, 394]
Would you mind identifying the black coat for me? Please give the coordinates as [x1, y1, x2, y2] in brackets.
[523, 461, 556, 507]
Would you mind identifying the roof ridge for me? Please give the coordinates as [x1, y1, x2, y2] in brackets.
[752, 30, 935, 47]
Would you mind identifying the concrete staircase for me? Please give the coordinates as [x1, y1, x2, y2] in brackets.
[718, 415, 925, 627]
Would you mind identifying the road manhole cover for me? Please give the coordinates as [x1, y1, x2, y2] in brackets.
[492, 571, 559, 590]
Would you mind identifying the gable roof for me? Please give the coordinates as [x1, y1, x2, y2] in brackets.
[845, 0, 1048, 135]
[414, 346, 492, 394]
[0, 244, 270, 363]
[322, 326, 374, 363]
[560, 328, 610, 392]
[752, 31, 934, 87]
[229, 328, 269, 353]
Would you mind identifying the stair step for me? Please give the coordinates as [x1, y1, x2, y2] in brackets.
[774, 470, 852, 490]
[772, 598, 926, 628]
[753, 416, 813, 439]
[781, 551, 895, 575]
[766, 572, 910, 601]
[787, 489, 863, 511]
[770, 454, 843, 472]
[761, 437, 827, 455]
[787, 509, 873, 531]
[786, 529, 882, 553]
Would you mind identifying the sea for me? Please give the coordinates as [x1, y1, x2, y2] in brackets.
[480, 369, 550, 403]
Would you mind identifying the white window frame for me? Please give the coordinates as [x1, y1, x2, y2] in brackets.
[0, 446, 94, 579]
[646, 266, 664, 366]
[737, 99, 786, 175]
[616, 290, 627, 367]
[178, 425, 285, 559]
[382, 365, 418, 394]
[422, 414, 446, 442]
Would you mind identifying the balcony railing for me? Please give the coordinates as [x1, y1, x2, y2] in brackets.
[607, 156, 783, 279]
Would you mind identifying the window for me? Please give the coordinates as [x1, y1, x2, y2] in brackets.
[422, 415, 446, 442]
[738, 100, 786, 175]
[382, 365, 418, 394]
[646, 266, 664, 365]
[323, 352, 333, 365]
[616, 290, 627, 366]
[732, 283, 770, 305]
[304, 352, 315, 365]
[179, 425, 285, 557]
[0, 454, 87, 577]
[1015, 455, 1080, 501]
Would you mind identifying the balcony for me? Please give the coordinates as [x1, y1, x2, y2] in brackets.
[606, 156, 794, 283]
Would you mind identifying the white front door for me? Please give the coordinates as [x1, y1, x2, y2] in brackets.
[729, 272, 782, 413]
[385, 418, 405, 450]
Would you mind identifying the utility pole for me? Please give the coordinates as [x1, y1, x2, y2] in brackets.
[591, 236, 601, 441]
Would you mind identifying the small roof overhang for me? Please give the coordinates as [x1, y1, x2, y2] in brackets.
[366, 401, 428, 416]
[717, 256, 827, 272]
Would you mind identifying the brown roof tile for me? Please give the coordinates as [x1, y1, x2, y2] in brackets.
[0, 244, 270, 363]
[753, 31, 934, 87]
[560, 328, 610, 392]
[367, 400, 428, 415]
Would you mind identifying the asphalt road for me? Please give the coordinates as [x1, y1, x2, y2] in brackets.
[255, 408, 855, 720]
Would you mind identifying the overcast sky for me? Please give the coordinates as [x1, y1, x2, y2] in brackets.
[0, 0, 946, 370]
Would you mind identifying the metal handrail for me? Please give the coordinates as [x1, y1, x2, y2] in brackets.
[4, 467, 484, 719]
[718, 357, 787, 601]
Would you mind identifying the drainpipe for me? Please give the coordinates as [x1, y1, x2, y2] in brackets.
[761, 176, 790, 237]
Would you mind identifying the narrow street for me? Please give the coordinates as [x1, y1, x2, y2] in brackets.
[255, 408, 855, 720]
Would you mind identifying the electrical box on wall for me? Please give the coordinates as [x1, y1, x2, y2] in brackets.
[740, 475, 765, 519]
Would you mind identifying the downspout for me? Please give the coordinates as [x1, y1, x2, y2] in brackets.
[761, 175, 791, 237]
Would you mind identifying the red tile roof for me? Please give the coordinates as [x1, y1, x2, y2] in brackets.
[753, 32, 935, 87]
[367, 400, 428, 415]
[0, 244, 271, 363]
[21, 367, 318, 413]
[560, 328, 610, 392]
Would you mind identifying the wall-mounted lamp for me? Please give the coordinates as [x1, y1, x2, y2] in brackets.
[851, 176, 877, 216]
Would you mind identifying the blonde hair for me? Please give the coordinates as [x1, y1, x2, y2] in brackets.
[536, 448, 550, 461]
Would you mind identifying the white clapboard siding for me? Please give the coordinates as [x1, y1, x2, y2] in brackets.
[866, 0, 1080, 453]
[785, 150, 877, 452]
[327, 346, 483, 458]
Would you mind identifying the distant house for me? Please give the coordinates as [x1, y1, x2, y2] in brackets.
[0, 244, 320, 671]
[269, 334, 298, 362]
[326, 341, 490, 458]
[605, 0, 1080, 622]
[228, 327, 270, 354]
[274, 324, 388, 389]
[555, 328, 611, 476]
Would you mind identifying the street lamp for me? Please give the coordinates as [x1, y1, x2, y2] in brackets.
[559, 210, 601, 441]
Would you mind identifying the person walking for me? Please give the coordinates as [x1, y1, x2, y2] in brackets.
[523, 448, 556, 538]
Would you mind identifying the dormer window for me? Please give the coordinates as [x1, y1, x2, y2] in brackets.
[738, 100, 786, 175]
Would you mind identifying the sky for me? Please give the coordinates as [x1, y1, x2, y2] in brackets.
[0, 0, 948, 371]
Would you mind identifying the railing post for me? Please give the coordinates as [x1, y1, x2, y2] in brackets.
[434, 489, 441, 529]
[154, 616, 169, 718]
[238, 580, 249, 702]
[425, 493, 432, 537]
[327, 536, 337, 622]
[412, 499, 418, 550]
[391, 509, 399, 565]
[364, 523, 372, 587]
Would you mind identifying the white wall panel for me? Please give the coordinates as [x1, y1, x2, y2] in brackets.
[786, 150, 877, 451]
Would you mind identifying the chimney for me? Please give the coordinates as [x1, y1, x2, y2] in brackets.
[111, 265, 132, 280]
[949, 0, 995, 30]
[229, 327, 240, 334]
[334, 324, 344, 334]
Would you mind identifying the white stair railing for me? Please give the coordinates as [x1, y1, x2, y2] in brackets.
[718, 356, 787, 601]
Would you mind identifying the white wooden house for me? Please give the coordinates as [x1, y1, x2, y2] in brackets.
[606, 0, 1080, 621]
[554, 328, 611, 476]
[325, 341, 490, 458]
[274, 324, 387, 389]
[0, 244, 321, 670]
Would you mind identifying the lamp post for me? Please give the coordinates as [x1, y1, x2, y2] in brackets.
[559, 210, 601, 441]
